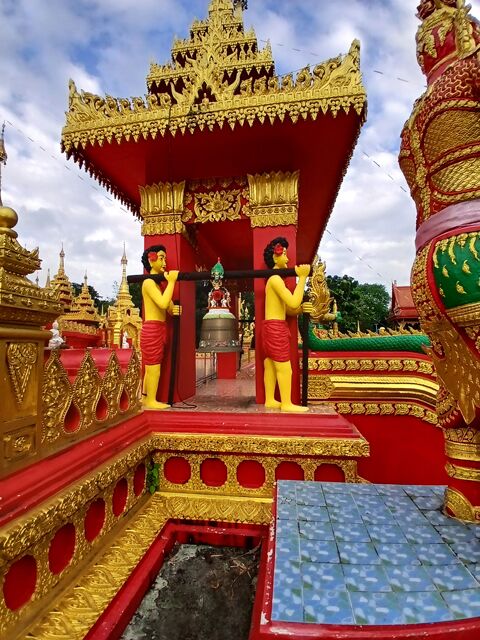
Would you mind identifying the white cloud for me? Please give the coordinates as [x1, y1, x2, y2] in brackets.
[1, 0, 479, 298]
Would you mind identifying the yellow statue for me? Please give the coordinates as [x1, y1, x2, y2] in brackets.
[140, 245, 180, 410]
[262, 237, 312, 412]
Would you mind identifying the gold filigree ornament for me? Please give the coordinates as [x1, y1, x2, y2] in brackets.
[423, 316, 480, 424]
[307, 257, 336, 323]
[41, 350, 73, 443]
[444, 486, 480, 522]
[6, 342, 37, 405]
[193, 189, 242, 223]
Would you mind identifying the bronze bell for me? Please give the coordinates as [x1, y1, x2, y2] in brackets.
[197, 258, 241, 353]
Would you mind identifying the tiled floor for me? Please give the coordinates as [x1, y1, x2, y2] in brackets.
[272, 481, 480, 625]
[186, 361, 335, 414]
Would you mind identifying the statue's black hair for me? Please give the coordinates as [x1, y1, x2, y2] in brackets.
[141, 245, 167, 273]
[263, 237, 289, 269]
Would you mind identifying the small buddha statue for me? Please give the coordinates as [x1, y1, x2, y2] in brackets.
[48, 320, 65, 349]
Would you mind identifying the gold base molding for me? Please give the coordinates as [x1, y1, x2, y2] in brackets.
[151, 431, 369, 458]
[445, 440, 480, 461]
[24, 495, 167, 640]
[321, 401, 438, 425]
[446, 461, 480, 482]
[444, 486, 480, 523]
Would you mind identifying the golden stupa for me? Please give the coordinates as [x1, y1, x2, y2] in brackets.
[106, 246, 142, 348]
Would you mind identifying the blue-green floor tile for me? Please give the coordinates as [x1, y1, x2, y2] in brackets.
[343, 564, 392, 592]
[303, 590, 354, 624]
[297, 505, 329, 522]
[350, 592, 406, 625]
[441, 588, 480, 619]
[449, 541, 480, 564]
[403, 524, 443, 544]
[367, 524, 407, 544]
[375, 543, 421, 565]
[338, 542, 381, 565]
[332, 522, 371, 543]
[435, 523, 477, 544]
[300, 539, 340, 563]
[425, 563, 480, 591]
[385, 564, 436, 591]
[414, 543, 460, 565]
[302, 562, 346, 591]
[299, 521, 334, 541]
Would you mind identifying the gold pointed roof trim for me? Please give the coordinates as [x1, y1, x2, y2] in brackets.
[62, 41, 365, 217]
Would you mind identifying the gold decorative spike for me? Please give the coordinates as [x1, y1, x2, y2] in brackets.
[442, 265, 449, 277]
[469, 234, 480, 261]
[455, 281, 467, 294]
[448, 237, 457, 264]
[462, 260, 471, 274]
[6, 343, 37, 405]
[439, 286, 445, 297]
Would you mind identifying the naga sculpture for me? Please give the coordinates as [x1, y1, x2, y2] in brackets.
[399, 0, 480, 520]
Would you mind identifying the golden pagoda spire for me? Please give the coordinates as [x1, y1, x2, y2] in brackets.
[45, 268, 51, 288]
[50, 245, 74, 311]
[59, 243, 66, 274]
[65, 271, 101, 325]
[0, 123, 7, 207]
[106, 245, 142, 348]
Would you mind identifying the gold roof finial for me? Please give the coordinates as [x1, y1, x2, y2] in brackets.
[45, 268, 51, 288]
[59, 243, 65, 273]
[0, 123, 8, 208]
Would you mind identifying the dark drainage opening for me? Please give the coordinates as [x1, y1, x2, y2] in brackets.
[120, 522, 266, 640]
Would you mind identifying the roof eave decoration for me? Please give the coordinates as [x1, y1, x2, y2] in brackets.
[63, 40, 365, 152]
[62, 2, 365, 212]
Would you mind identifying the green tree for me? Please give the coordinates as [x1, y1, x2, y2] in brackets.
[325, 275, 390, 332]
[356, 283, 390, 331]
[326, 275, 360, 332]
[128, 283, 142, 310]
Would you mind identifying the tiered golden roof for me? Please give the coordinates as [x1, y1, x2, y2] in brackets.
[50, 246, 74, 312]
[0, 208, 63, 325]
[0, 126, 62, 325]
[107, 247, 142, 348]
[62, 0, 366, 213]
[63, 272, 101, 327]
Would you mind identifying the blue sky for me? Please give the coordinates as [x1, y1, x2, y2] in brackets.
[1, 0, 479, 297]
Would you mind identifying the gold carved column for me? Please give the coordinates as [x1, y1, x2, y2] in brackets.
[139, 181, 186, 236]
[0, 206, 62, 476]
[247, 171, 299, 228]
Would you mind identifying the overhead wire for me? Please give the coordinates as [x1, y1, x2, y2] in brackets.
[1, 51, 413, 288]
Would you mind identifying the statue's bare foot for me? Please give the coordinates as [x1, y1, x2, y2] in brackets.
[142, 398, 170, 410]
[281, 403, 309, 413]
[265, 400, 281, 409]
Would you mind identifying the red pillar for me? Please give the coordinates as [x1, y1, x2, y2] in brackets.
[252, 226, 299, 405]
[143, 234, 196, 404]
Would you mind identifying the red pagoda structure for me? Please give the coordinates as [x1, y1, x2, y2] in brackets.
[389, 282, 419, 327]
[62, 0, 366, 404]
[5, 2, 480, 639]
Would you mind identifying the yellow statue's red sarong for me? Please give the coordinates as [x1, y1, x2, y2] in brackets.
[261, 319, 291, 362]
[140, 320, 167, 366]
